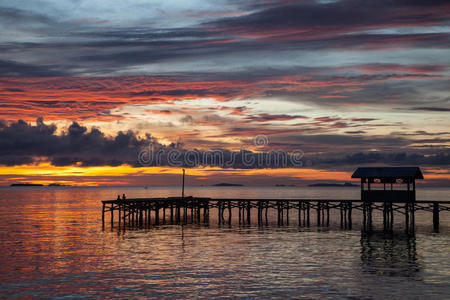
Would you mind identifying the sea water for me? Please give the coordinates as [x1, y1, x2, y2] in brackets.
[0, 186, 449, 299]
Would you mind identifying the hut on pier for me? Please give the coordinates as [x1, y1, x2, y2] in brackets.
[352, 167, 424, 202]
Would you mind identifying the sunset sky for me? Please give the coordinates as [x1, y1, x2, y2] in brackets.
[0, 0, 449, 186]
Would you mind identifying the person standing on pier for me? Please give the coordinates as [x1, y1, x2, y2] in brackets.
[122, 194, 126, 201]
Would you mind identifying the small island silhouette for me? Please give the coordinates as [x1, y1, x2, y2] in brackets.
[212, 183, 243, 187]
[308, 182, 358, 187]
[10, 183, 71, 187]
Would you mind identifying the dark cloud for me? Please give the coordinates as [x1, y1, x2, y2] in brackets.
[0, 59, 67, 77]
[0, 0, 449, 77]
[245, 113, 307, 122]
[207, 0, 449, 37]
[345, 131, 366, 134]
[0, 118, 154, 167]
[0, 7, 54, 27]
[131, 89, 212, 97]
[320, 151, 450, 166]
[410, 107, 450, 112]
[1, 119, 448, 171]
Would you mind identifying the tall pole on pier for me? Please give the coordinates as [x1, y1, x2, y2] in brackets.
[182, 168, 185, 199]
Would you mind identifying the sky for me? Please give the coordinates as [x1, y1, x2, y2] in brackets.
[0, 0, 449, 186]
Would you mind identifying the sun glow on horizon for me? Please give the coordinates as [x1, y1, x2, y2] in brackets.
[2, 163, 449, 187]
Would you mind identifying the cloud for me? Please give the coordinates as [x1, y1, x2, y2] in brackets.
[320, 151, 450, 166]
[1, 119, 448, 174]
[245, 113, 307, 122]
[207, 0, 450, 40]
[0, 1, 449, 78]
[410, 107, 450, 112]
[0, 59, 67, 77]
[0, 118, 154, 167]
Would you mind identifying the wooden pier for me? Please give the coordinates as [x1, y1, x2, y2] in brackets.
[102, 197, 450, 233]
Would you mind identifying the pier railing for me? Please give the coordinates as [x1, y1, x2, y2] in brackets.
[102, 198, 450, 233]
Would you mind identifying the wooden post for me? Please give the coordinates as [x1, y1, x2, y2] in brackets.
[162, 205, 166, 224]
[118, 204, 121, 228]
[111, 205, 114, 227]
[405, 202, 409, 232]
[102, 203, 105, 228]
[155, 203, 159, 225]
[182, 169, 185, 199]
[238, 201, 241, 224]
[433, 202, 439, 233]
[228, 200, 232, 224]
[306, 202, 310, 227]
[316, 201, 321, 226]
[277, 202, 281, 225]
[203, 200, 208, 223]
[363, 201, 367, 231]
[218, 200, 222, 225]
[139, 205, 143, 227]
[247, 200, 251, 224]
[343, 204, 347, 228]
[326, 201, 330, 226]
[280, 202, 284, 225]
[258, 201, 262, 226]
[286, 201, 289, 225]
[298, 201, 301, 226]
[122, 204, 126, 228]
[265, 201, 269, 225]
[348, 201, 352, 229]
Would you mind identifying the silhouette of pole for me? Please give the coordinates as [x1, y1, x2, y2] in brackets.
[182, 168, 185, 199]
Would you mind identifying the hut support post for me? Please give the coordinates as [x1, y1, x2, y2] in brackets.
[433, 202, 439, 233]
[102, 203, 105, 228]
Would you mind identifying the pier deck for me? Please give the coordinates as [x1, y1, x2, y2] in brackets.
[102, 197, 450, 233]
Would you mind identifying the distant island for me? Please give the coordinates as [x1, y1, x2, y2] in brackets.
[212, 183, 244, 187]
[275, 184, 296, 187]
[10, 183, 70, 187]
[308, 182, 358, 187]
[10, 183, 43, 187]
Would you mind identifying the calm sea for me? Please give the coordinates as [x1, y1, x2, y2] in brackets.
[0, 186, 449, 299]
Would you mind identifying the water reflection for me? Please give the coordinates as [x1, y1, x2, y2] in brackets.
[360, 231, 420, 278]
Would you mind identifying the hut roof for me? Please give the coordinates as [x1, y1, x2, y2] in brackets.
[351, 167, 424, 179]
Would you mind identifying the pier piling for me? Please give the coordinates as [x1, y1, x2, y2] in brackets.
[101, 198, 449, 233]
